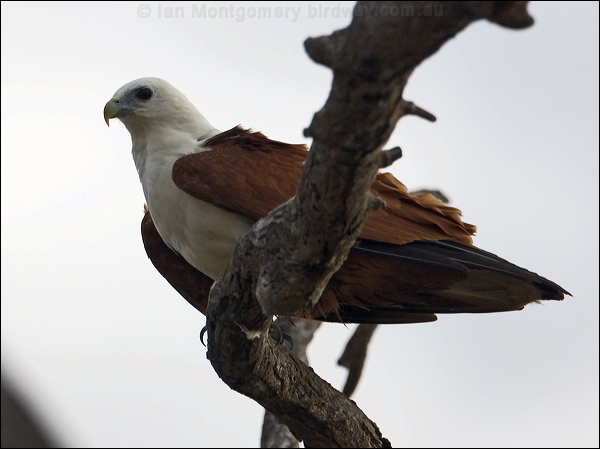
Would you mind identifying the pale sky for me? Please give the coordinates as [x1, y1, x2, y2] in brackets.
[1, 1, 598, 447]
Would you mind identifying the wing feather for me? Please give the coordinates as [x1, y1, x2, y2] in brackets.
[173, 126, 476, 246]
[159, 126, 569, 324]
[141, 209, 212, 315]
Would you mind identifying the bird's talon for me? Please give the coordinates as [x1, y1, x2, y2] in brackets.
[280, 332, 295, 353]
[199, 326, 208, 346]
[269, 322, 294, 352]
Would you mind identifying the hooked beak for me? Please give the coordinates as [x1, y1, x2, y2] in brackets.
[103, 97, 121, 126]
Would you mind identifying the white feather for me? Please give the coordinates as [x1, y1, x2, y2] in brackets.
[111, 78, 253, 279]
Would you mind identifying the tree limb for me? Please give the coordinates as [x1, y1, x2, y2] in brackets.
[261, 319, 322, 448]
[338, 324, 379, 397]
[205, 2, 533, 447]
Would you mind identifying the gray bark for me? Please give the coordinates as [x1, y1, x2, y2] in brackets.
[205, 2, 534, 447]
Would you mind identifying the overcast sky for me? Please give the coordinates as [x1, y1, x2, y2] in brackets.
[1, 1, 598, 447]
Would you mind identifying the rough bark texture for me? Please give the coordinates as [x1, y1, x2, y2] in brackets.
[205, 2, 533, 447]
[260, 319, 322, 448]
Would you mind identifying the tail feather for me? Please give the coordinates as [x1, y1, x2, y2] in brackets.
[311, 239, 570, 324]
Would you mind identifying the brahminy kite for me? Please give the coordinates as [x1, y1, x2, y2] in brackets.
[104, 77, 569, 324]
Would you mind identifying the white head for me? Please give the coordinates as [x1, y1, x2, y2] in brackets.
[103, 77, 217, 141]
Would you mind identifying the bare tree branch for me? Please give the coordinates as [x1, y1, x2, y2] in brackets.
[261, 411, 300, 449]
[261, 319, 322, 448]
[205, 2, 533, 446]
[338, 324, 378, 397]
[335, 184, 451, 400]
[410, 189, 450, 204]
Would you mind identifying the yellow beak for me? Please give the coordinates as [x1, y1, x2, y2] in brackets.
[103, 97, 121, 126]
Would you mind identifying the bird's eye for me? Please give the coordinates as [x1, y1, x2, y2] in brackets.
[136, 87, 153, 101]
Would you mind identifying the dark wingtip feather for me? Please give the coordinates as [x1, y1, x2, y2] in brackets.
[432, 240, 571, 301]
[355, 239, 570, 307]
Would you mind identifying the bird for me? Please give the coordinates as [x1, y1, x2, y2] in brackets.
[104, 77, 569, 324]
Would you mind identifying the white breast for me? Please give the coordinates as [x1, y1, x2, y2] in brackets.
[135, 130, 254, 280]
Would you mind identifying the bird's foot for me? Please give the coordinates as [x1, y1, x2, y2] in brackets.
[199, 325, 208, 346]
[199, 322, 294, 351]
[269, 321, 294, 352]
